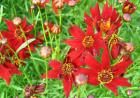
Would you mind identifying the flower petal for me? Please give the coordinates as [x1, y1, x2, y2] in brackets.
[111, 77, 131, 87]
[69, 25, 85, 39]
[105, 82, 118, 96]
[63, 79, 72, 98]
[101, 46, 110, 69]
[64, 39, 83, 48]
[90, 3, 100, 20]
[49, 60, 61, 69]
[84, 13, 93, 26]
[85, 53, 101, 70]
[112, 56, 133, 76]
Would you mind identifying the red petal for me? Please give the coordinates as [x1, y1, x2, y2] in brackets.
[24, 25, 34, 33]
[3, 19, 16, 31]
[90, 3, 100, 20]
[21, 18, 27, 28]
[64, 39, 83, 48]
[69, 25, 85, 39]
[85, 25, 94, 36]
[85, 53, 101, 70]
[105, 82, 118, 96]
[68, 48, 84, 61]
[111, 77, 131, 87]
[84, 13, 93, 26]
[102, 3, 113, 20]
[88, 75, 99, 86]
[101, 46, 110, 69]
[49, 60, 61, 69]
[48, 70, 60, 79]
[0, 65, 11, 85]
[63, 79, 72, 98]
[111, 44, 121, 59]
[112, 56, 133, 76]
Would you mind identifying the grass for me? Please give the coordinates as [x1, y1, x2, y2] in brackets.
[0, 0, 140, 98]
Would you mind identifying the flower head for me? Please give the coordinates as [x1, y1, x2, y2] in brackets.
[42, 57, 88, 98]
[122, 0, 136, 14]
[85, 46, 132, 95]
[65, 25, 104, 62]
[84, 2, 121, 35]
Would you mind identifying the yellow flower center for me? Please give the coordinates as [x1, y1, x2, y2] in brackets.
[62, 63, 74, 75]
[98, 69, 113, 84]
[82, 36, 94, 48]
[99, 19, 111, 32]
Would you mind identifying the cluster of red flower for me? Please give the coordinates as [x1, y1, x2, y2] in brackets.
[0, 0, 136, 98]
[41, 1, 136, 98]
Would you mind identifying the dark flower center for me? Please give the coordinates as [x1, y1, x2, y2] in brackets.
[14, 29, 24, 38]
[82, 36, 94, 48]
[62, 63, 74, 75]
[98, 69, 113, 84]
[108, 34, 118, 46]
[0, 53, 5, 64]
[99, 19, 111, 32]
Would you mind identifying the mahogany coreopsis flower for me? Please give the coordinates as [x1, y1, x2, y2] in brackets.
[84, 2, 121, 35]
[2, 17, 41, 59]
[65, 25, 104, 63]
[85, 47, 132, 95]
[122, 0, 136, 14]
[0, 52, 21, 84]
[42, 57, 88, 98]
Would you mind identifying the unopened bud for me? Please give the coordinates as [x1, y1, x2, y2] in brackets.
[75, 74, 88, 85]
[53, 0, 64, 9]
[87, 95, 95, 98]
[126, 90, 133, 96]
[40, 46, 52, 58]
[124, 42, 134, 53]
[68, 0, 77, 6]
[123, 14, 131, 22]
[51, 25, 61, 34]
[13, 17, 22, 25]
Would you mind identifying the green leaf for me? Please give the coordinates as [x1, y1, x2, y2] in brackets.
[16, 38, 36, 53]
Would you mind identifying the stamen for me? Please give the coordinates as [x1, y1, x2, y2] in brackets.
[98, 69, 113, 84]
[82, 36, 94, 48]
[99, 19, 111, 32]
[62, 63, 73, 75]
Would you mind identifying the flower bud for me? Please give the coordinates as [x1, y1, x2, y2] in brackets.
[0, 37, 7, 45]
[68, 0, 77, 6]
[118, 0, 126, 3]
[75, 74, 88, 85]
[32, 0, 40, 5]
[40, 46, 52, 58]
[87, 95, 95, 98]
[53, 0, 64, 9]
[51, 24, 61, 34]
[124, 42, 134, 53]
[122, 1, 136, 14]
[13, 17, 22, 25]
[123, 14, 131, 22]
[126, 90, 133, 96]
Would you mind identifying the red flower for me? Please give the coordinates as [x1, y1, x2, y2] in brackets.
[122, 0, 136, 14]
[42, 57, 88, 98]
[0, 57, 21, 84]
[2, 17, 41, 59]
[85, 46, 132, 95]
[65, 25, 104, 62]
[84, 2, 121, 35]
